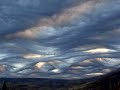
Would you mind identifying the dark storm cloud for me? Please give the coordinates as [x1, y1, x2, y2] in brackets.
[20, 0, 120, 51]
[0, 0, 120, 79]
[0, 0, 82, 35]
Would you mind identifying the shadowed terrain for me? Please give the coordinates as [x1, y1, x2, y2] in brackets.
[0, 69, 120, 90]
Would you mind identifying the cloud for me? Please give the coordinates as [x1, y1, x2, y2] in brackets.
[6, 0, 120, 41]
[1, 0, 120, 79]
[5, 0, 96, 39]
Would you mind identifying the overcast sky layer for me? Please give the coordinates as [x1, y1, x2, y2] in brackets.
[0, 0, 120, 79]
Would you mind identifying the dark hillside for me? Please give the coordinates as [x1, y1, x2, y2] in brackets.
[0, 69, 120, 90]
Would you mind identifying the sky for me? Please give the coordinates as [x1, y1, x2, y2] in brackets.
[0, 0, 120, 79]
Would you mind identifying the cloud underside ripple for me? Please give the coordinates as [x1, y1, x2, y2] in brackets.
[0, 0, 120, 79]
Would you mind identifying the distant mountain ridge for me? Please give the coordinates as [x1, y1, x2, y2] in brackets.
[0, 68, 120, 90]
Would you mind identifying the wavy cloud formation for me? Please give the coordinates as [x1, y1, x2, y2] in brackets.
[0, 0, 120, 79]
[6, 0, 95, 39]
